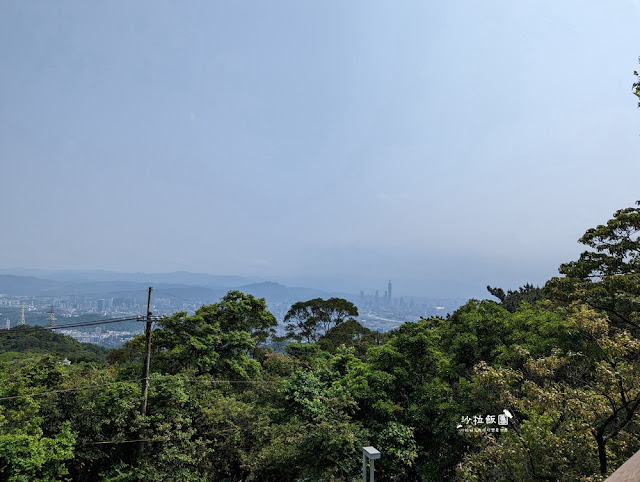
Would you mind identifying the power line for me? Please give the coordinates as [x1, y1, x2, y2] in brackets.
[54, 317, 145, 330]
[82, 427, 237, 446]
[0, 378, 147, 401]
[83, 436, 170, 446]
[9, 290, 148, 300]
[162, 377, 274, 385]
[153, 290, 199, 304]
[0, 316, 146, 336]
[0, 375, 279, 402]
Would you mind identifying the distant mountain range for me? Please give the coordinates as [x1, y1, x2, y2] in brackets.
[0, 268, 477, 304]
[0, 269, 254, 288]
[0, 270, 337, 303]
[0, 274, 63, 296]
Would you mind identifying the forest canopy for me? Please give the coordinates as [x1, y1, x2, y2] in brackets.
[2, 202, 640, 480]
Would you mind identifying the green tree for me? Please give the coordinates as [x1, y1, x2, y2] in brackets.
[0, 422, 75, 482]
[283, 297, 358, 343]
[363, 300, 574, 479]
[150, 291, 277, 378]
[0, 355, 78, 481]
[458, 203, 640, 479]
[486, 283, 544, 313]
[545, 201, 640, 332]
[457, 306, 640, 479]
[317, 319, 380, 357]
[367, 320, 459, 480]
[247, 358, 367, 481]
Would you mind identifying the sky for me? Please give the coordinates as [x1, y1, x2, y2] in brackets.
[1, 0, 639, 298]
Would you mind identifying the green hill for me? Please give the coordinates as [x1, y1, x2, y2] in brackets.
[0, 325, 109, 363]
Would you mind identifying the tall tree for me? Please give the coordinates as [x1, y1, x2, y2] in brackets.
[151, 291, 277, 378]
[283, 298, 358, 343]
[545, 201, 640, 332]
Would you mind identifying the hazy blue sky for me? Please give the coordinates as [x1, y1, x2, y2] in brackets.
[1, 1, 639, 297]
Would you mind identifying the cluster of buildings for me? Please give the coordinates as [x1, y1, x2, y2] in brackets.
[57, 326, 143, 347]
[0, 281, 466, 347]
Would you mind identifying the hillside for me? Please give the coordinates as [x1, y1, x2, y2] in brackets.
[0, 326, 109, 363]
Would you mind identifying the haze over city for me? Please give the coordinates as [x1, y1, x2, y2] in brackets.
[2, 1, 639, 298]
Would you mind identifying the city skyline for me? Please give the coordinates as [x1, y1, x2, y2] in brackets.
[0, 274, 466, 348]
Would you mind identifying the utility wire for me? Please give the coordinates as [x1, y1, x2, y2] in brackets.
[153, 290, 199, 304]
[0, 378, 147, 401]
[0, 316, 146, 336]
[10, 290, 148, 300]
[155, 375, 274, 384]
[82, 427, 237, 446]
[83, 436, 171, 446]
[0, 375, 279, 402]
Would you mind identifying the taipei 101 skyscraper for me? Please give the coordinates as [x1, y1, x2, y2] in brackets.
[388, 280, 392, 306]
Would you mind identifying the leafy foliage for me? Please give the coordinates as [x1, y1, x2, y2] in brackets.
[145, 291, 276, 379]
[5, 198, 640, 482]
[486, 283, 544, 313]
[458, 306, 640, 479]
[317, 319, 381, 356]
[283, 297, 358, 343]
[545, 202, 640, 332]
[0, 325, 109, 363]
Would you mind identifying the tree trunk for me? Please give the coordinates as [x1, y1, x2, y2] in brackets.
[596, 433, 607, 475]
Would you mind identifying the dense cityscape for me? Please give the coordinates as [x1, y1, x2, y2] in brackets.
[0, 279, 466, 347]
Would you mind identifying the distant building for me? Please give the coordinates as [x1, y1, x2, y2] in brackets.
[388, 280, 392, 305]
